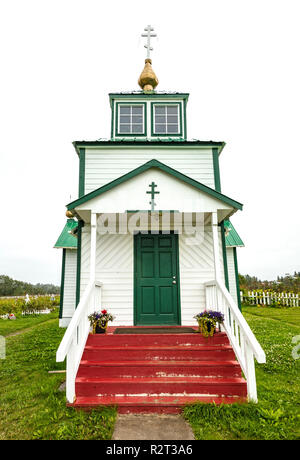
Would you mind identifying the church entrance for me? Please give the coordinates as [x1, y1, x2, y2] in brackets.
[134, 232, 181, 325]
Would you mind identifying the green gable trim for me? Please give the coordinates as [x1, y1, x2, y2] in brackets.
[224, 220, 245, 247]
[66, 159, 243, 212]
[54, 219, 78, 249]
[212, 147, 221, 192]
[59, 249, 66, 319]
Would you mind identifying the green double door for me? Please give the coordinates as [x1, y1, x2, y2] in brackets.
[134, 233, 181, 325]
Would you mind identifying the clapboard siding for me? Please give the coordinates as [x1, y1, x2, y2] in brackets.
[226, 247, 238, 305]
[179, 228, 225, 325]
[84, 147, 215, 193]
[60, 249, 77, 327]
[79, 227, 225, 326]
[95, 233, 134, 325]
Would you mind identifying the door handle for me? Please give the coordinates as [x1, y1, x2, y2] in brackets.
[172, 280, 176, 284]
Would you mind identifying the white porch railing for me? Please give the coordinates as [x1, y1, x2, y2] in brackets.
[205, 279, 266, 402]
[56, 280, 102, 403]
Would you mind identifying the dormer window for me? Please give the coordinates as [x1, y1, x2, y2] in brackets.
[152, 103, 181, 136]
[117, 103, 146, 136]
[110, 94, 188, 139]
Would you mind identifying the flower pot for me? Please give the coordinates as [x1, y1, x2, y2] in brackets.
[197, 318, 216, 337]
[94, 320, 108, 334]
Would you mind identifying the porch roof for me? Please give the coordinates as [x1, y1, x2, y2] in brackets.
[224, 220, 245, 247]
[66, 159, 243, 213]
[54, 219, 78, 249]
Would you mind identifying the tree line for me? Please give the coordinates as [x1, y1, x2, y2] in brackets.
[0, 275, 60, 297]
[239, 272, 300, 293]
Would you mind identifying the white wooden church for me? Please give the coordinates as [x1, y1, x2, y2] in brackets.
[55, 26, 265, 412]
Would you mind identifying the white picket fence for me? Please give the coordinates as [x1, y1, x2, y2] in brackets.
[241, 291, 299, 307]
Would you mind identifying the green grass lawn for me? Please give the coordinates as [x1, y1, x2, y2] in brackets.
[0, 312, 117, 440]
[0, 310, 59, 337]
[0, 306, 299, 440]
[183, 306, 300, 440]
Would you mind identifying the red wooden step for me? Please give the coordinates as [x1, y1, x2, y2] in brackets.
[77, 360, 242, 379]
[82, 345, 235, 362]
[71, 394, 247, 414]
[75, 376, 247, 398]
[86, 332, 229, 347]
[69, 329, 247, 413]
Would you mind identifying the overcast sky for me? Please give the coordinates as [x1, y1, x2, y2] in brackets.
[0, 0, 299, 285]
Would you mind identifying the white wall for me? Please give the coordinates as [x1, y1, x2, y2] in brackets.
[84, 146, 215, 193]
[179, 228, 225, 325]
[226, 247, 238, 305]
[60, 249, 77, 327]
[79, 226, 225, 326]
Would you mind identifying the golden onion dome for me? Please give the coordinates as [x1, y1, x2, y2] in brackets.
[138, 58, 159, 92]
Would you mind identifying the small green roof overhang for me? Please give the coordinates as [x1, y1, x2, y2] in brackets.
[66, 159, 243, 213]
[108, 91, 190, 107]
[224, 220, 244, 247]
[54, 219, 78, 249]
[72, 139, 226, 156]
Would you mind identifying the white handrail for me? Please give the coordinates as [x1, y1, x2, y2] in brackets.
[205, 278, 266, 402]
[56, 279, 102, 402]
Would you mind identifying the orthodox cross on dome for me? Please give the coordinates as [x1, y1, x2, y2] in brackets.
[147, 181, 160, 211]
[141, 25, 157, 59]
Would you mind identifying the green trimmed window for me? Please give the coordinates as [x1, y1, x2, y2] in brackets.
[117, 104, 145, 135]
[153, 104, 180, 135]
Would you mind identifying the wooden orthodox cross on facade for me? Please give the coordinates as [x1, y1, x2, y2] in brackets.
[147, 181, 160, 211]
[141, 25, 157, 59]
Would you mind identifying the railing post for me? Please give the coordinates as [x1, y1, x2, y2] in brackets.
[244, 341, 258, 402]
[66, 339, 76, 403]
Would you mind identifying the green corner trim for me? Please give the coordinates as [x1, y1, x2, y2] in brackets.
[67, 159, 243, 211]
[78, 148, 85, 198]
[233, 247, 242, 311]
[75, 220, 83, 308]
[220, 222, 229, 289]
[59, 249, 66, 319]
[212, 147, 221, 192]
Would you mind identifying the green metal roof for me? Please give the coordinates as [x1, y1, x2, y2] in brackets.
[224, 220, 244, 247]
[54, 219, 78, 249]
[72, 139, 226, 156]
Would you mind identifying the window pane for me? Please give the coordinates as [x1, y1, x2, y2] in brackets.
[155, 106, 165, 115]
[119, 106, 131, 114]
[132, 106, 143, 115]
[167, 115, 178, 124]
[132, 124, 143, 133]
[119, 124, 131, 133]
[120, 115, 131, 124]
[132, 115, 143, 124]
[167, 124, 178, 133]
[155, 115, 165, 124]
[167, 106, 178, 115]
[155, 124, 166, 133]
